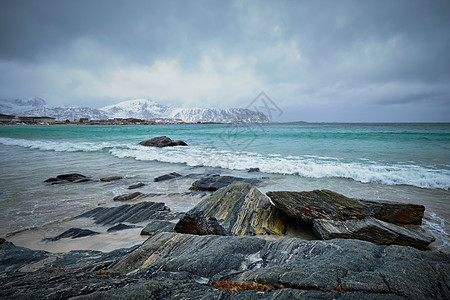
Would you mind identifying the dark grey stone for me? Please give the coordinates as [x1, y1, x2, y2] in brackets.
[127, 183, 145, 189]
[154, 172, 182, 182]
[140, 220, 175, 235]
[139, 136, 187, 147]
[113, 192, 145, 202]
[107, 223, 139, 232]
[44, 173, 90, 184]
[100, 176, 123, 182]
[174, 212, 230, 236]
[44, 228, 100, 242]
[190, 175, 262, 191]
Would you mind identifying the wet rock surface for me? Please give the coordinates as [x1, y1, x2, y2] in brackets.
[313, 217, 435, 250]
[113, 192, 145, 202]
[44, 173, 90, 184]
[174, 212, 230, 236]
[154, 172, 182, 182]
[75, 201, 183, 225]
[140, 220, 175, 235]
[139, 136, 187, 147]
[44, 228, 100, 242]
[186, 183, 287, 236]
[106, 223, 139, 233]
[190, 175, 262, 191]
[127, 182, 145, 189]
[100, 176, 123, 182]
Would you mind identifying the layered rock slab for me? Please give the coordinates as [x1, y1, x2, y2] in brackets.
[313, 217, 435, 250]
[183, 183, 287, 236]
[190, 175, 262, 191]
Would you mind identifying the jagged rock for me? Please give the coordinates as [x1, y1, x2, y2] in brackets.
[186, 183, 287, 236]
[128, 183, 145, 189]
[248, 168, 260, 173]
[75, 201, 183, 225]
[189, 175, 262, 191]
[107, 223, 139, 232]
[139, 136, 187, 147]
[267, 190, 425, 225]
[113, 192, 145, 202]
[100, 176, 123, 182]
[313, 217, 435, 250]
[174, 212, 230, 236]
[44, 173, 90, 184]
[44, 228, 100, 242]
[141, 220, 175, 235]
[111, 232, 450, 300]
[154, 172, 182, 182]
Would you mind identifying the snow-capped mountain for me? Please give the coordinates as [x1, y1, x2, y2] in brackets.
[101, 99, 270, 123]
[1, 98, 270, 123]
[0, 98, 109, 121]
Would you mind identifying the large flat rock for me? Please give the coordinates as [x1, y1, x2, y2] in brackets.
[190, 175, 262, 191]
[184, 182, 287, 236]
[313, 217, 435, 250]
[267, 190, 425, 225]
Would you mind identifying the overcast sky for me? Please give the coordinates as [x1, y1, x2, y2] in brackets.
[1, 0, 449, 122]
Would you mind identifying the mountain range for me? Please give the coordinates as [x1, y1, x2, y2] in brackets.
[0, 98, 269, 123]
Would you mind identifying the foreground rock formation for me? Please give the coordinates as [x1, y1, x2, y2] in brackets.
[190, 175, 262, 191]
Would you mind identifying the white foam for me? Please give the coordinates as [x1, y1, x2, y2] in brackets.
[0, 137, 116, 152]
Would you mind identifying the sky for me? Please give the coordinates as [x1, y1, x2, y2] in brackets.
[0, 0, 449, 122]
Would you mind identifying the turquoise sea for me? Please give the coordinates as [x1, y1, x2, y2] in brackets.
[1, 123, 449, 252]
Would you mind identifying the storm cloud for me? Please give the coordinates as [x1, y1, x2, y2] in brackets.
[1, 0, 449, 121]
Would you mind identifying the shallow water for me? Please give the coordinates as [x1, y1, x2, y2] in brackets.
[1, 123, 449, 253]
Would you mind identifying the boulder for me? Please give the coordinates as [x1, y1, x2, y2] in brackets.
[267, 190, 425, 225]
[107, 223, 139, 232]
[154, 172, 182, 182]
[75, 201, 183, 225]
[128, 183, 145, 189]
[44, 228, 100, 242]
[313, 217, 435, 250]
[113, 192, 145, 202]
[139, 136, 187, 147]
[174, 212, 230, 236]
[186, 183, 287, 236]
[141, 220, 175, 235]
[189, 175, 262, 191]
[44, 173, 90, 184]
[100, 176, 123, 182]
[248, 168, 260, 173]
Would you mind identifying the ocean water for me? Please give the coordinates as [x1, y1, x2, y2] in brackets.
[1, 123, 449, 252]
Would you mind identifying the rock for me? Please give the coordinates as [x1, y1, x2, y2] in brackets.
[139, 136, 187, 147]
[107, 223, 139, 232]
[154, 172, 182, 182]
[313, 217, 435, 250]
[186, 183, 287, 236]
[44, 173, 90, 184]
[141, 220, 175, 235]
[113, 192, 145, 202]
[248, 168, 260, 173]
[75, 201, 183, 225]
[44, 228, 100, 242]
[359, 199, 425, 225]
[174, 212, 230, 236]
[111, 232, 450, 300]
[100, 176, 123, 182]
[128, 183, 145, 189]
[189, 175, 262, 191]
[267, 189, 425, 225]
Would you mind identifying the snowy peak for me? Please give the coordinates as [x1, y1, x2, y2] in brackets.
[0, 97, 46, 115]
[101, 99, 171, 120]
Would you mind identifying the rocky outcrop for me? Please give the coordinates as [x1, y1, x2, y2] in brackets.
[174, 212, 230, 236]
[154, 172, 181, 182]
[190, 175, 262, 191]
[141, 220, 175, 235]
[313, 217, 435, 250]
[100, 176, 123, 182]
[139, 136, 187, 147]
[185, 183, 286, 236]
[44, 228, 100, 241]
[75, 201, 183, 225]
[113, 192, 145, 202]
[44, 173, 90, 184]
[267, 190, 425, 225]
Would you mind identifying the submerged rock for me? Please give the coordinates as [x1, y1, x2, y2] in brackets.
[267, 189, 425, 225]
[174, 212, 229, 236]
[100, 176, 123, 182]
[75, 201, 183, 225]
[113, 192, 145, 202]
[154, 172, 182, 182]
[107, 223, 139, 232]
[128, 183, 145, 189]
[139, 136, 187, 147]
[313, 217, 435, 250]
[248, 168, 260, 173]
[190, 175, 262, 191]
[186, 183, 287, 236]
[44, 173, 90, 184]
[44, 228, 100, 242]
